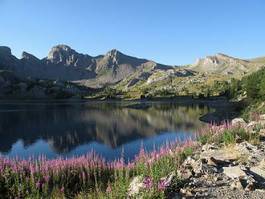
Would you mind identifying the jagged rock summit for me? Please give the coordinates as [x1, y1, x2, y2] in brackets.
[46, 44, 93, 67]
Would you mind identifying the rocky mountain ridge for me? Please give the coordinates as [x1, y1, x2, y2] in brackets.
[0, 45, 265, 99]
[0, 45, 175, 87]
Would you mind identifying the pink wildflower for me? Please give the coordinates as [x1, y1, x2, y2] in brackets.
[36, 181, 42, 189]
[158, 179, 170, 191]
[143, 176, 153, 189]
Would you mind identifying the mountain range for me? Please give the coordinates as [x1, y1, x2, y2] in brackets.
[0, 44, 265, 99]
[0, 45, 173, 87]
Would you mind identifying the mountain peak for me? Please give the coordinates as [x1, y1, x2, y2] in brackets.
[47, 44, 75, 60]
[51, 44, 72, 51]
[190, 52, 253, 76]
[215, 53, 235, 59]
[216, 53, 228, 57]
[106, 49, 123, 58]
[0, 46, 12, 56]
[21, 51, 39, 61]
[45, 44, 94, 68]
[194, 53, 239, 66]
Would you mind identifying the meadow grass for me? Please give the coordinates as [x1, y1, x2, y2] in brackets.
[197, 122, 260, 146]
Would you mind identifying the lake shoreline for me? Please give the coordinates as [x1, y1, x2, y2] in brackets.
[0, 95, 240, 106]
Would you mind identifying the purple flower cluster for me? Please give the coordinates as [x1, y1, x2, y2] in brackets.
[143, 176, 153, 189]
[0, 138, 197, 197]
[142, 176, 171, 192]
[158, 177, 171, 191]
[196, 121, 234, 138]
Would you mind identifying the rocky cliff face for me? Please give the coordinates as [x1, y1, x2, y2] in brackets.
[45, 45, 93, 68]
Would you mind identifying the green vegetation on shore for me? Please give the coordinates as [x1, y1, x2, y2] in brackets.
[225, 67, 265, 119]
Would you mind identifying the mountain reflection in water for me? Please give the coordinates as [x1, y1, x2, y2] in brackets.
[0, 101, 212, 161]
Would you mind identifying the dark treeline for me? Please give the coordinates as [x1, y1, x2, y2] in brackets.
[228, 67, 265, 101]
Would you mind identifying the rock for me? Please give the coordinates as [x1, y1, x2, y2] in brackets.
[259, 129, 265, 137]
[160, 172, 175, 187]
[194, 188, 209, 197]
[182, 156, 197, 170]
[250, 166, 265, 180]
[235, 141, 258, 154]
[202, 164, 218, 174]
[201, 149, 238, 164]
[127, 176, 144, 197]
[234, 141, 264, 166]
[260, 114, 265, 121]
[213, 176, 223, 182]
[259, 159, 265, 167]
[180, 188, 193, 197]
[231, 179, 244, 190]
[244, 176, 256, 191]
[202, 143, 218, 151]
[232, 118, 247, 127]
[193, 160, 203, 175]
[182, 157, 203, 175]
[207, 156, 232, 167]
[177, 168, 192, 180]
[223, 166, 246, 179]
[256, 189, 265, 193]
[246, 121, 259, 132]
[180, 188, 186, 194]
[206, 157, 218, 166]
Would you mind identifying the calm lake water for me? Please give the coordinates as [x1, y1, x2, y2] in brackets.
[0, 101, 216, 161]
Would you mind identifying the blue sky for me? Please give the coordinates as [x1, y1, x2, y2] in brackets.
[0, 0, 265, 65]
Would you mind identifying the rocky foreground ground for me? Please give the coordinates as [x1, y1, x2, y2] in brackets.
[128, 116, 265, 199]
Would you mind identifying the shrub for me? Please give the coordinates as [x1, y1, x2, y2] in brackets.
[220, 130, 236, 144]
[198, 134, 212, 145]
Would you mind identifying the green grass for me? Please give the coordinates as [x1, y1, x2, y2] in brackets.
[198, 125, 260, 146]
